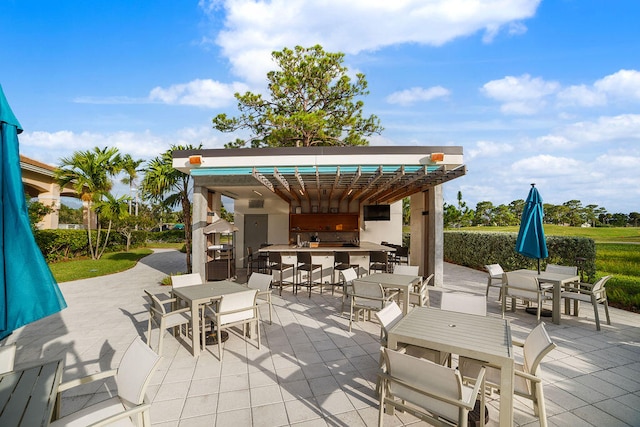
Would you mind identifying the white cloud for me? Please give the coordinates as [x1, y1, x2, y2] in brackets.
[481, 74, 559, 115]
[510, 154, 583, 176]
[557, 69, 640, 107]
[466, 140, 514, 159]
[556, 84, 606, 107]
[561, 114, 640, 143]
[19, 127, 226, 166]
[386, 86, 450, 106]
[594, 69, 640, 100]
[202, 0, 540, 83]
[148, 79, 249, 108]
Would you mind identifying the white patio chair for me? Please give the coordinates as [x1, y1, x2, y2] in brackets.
[340, 267, 358, 313]
[51, 337, 161, 427]
[144, 290, 192, 356]
[502, 272, 552, 322]
[170, 272, 203, 288]
[379, 347, 486, 427]
[409, 273, 433, 308]
[349, 279, 398, 332]
[0, 344, 16, 374]
[204, 289, 260, 360]
[484, 264, 504, 299]
[441, 292, 487, 316]
[459, 322, 556, 427]
[561, 275, 612, 331]
[374, 302, 446, 395]
[392, 265, 419, 276]
[247, 272, 273, 324]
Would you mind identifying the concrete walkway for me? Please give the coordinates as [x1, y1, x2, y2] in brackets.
[7, 249, 640, 426]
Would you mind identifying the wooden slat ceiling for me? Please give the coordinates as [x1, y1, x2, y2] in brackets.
[249, 164, 466, 205]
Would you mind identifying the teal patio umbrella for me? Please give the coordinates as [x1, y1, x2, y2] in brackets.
[0, 85, 66, 340]
[515, 183, 548, 274]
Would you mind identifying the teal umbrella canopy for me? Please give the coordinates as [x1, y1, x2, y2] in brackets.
[515, 184, 548, 273]
[0, 85, 66, 340]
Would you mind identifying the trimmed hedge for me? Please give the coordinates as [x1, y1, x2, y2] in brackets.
[34, 229, 148, 262]
[444, 231, 596, 281]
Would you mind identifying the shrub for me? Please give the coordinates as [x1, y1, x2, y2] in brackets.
[444, 231, 596, 281]
[34, 229, 148, 262]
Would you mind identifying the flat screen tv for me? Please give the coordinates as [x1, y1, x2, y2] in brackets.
[363, 204, 390, 221]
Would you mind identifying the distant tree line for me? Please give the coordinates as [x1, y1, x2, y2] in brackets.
[444, 191, 639, 228]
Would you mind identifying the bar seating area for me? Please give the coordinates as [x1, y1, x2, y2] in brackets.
[5, 249, 639, 427]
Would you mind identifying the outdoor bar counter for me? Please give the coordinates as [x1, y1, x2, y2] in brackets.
[259, 241, 394, 283]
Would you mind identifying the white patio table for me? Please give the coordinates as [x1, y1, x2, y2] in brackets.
[387, 307, 514, 426]
[172, 281, 249, 357]
[357, 272, 421, 315]
[0, 359, 63, 426]
[507, 269, 579, 325]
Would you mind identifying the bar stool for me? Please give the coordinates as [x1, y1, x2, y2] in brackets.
[369, 251, 389, 274]
[247, 247, 265, 276]
[332, 251, 352, 295]
[296, 251, 323, 298]
[268, 252, 294, 296]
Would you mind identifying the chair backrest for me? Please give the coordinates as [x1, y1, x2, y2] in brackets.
[171, 273, 203, 288]
[268, 251, 282, 264]
[335, 251, 350, 265]
[296, 251, 312, 264]
[485, 264, 504, 279]
[393, 265, 419, 276]
[115, 337, 161, 405]
[370, 251, 388, 263]
[340, 267, 358, 284]
[505, 272, 540, 300]
[591, 276, 612, 298]
[144, 289, 168, 315]
[440, 293, 487, 316]
[0, 344, 17, 374]
[545, 264, 577, 276]
[423, 273, 434, 287]
[395, 246, 409, 257]
[382, 347, 465, 423]
[247, 272, 272, 292]
[522, 323, 556, 377]
[375, 301, 403, 342]
[219, 289, 258, 325]
[352, 279, 385, 309]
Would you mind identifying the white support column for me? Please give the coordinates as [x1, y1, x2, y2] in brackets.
[428, 185, 444, 287]
[192, 183, 208, 278]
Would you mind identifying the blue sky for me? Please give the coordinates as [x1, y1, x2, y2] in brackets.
[1, 0, 638, 214]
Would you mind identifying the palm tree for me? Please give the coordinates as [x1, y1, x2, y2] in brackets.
[120, 154, 144, 215]
[54, 147, 122, 259]
[141, 144, 202, 272]
[94, 193, 130, 258]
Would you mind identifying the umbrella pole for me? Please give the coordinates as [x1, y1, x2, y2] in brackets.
[537, 258, 541, 274]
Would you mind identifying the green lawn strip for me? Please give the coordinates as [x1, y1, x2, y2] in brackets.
[596, 243, 640, 310]
[50, 248, 153, 282]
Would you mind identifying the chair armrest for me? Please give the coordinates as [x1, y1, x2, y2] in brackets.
[87, 402, 151, 427]
[384, 291, 400, 301]
[57, 369, 118, 393]
[171, 307, 192, 314]
[512, 340, 524, 348]
[514, 369, 541, 383]
[562, 282, 594, 294]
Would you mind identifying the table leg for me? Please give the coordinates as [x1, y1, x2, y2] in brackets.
[402, 286, 410, 315]
[499, 358, 515, 427]
[552, 282, 561, 325]
[190, 302, 201, 357]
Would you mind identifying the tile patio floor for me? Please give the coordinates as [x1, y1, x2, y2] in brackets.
[7, 249, 640, 426]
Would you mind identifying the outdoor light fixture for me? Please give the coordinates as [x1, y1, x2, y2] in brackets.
[189, 155, 202, 165]
[252, 190, 263, 197]
[430, 153, 444, 162]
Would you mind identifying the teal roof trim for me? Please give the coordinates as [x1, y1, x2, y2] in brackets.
[190, 165, 439, 177]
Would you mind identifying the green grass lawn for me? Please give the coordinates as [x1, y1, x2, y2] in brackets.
[49, 248, 153, 282]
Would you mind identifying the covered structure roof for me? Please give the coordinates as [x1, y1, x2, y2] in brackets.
[173, 146, 465, 205]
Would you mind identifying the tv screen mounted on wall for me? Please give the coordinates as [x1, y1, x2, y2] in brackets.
[363, 204, 390, 221]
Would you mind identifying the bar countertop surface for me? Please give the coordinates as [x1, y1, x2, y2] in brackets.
[258, 241, 394, 252]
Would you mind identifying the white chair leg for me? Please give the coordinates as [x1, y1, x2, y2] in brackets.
[592, 295, 601, 331]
